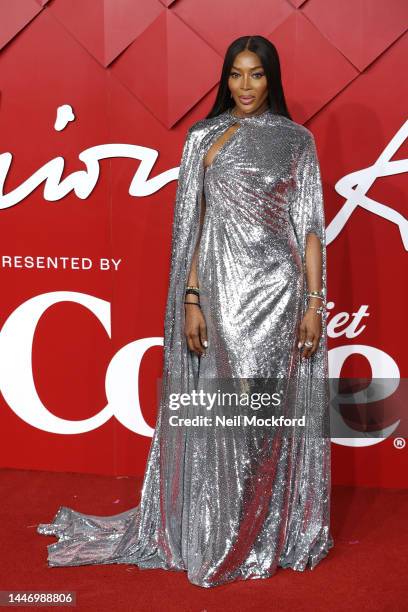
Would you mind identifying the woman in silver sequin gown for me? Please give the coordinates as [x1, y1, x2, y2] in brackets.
[37, 36, 333, 588]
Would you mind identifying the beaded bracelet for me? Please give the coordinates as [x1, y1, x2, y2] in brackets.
[185, 288, 200, 298]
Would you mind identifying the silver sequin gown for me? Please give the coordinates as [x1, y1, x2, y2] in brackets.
[37, 107, 333, 588]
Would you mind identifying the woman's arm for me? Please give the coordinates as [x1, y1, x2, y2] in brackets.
[184, 193, 208, 356]
[187, 193, 207, 293]
[299, 231, 324, 358]
[289, 131, 327, 360]
[305, 231, 323, 305]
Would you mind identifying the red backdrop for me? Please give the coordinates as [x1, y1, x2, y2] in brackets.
[0, 0, 407, 488]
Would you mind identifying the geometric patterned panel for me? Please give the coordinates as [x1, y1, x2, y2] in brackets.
[271, 11, 358, 123]
[2, 1, 405, 127]
[303, 0, 408, 71]
[48, 0, 163, 67]
[288, 0, 307, 7]
[0, 1, 405, 128]
[0, 0, 42, 51]
[173, 0, 292, 57]
[112, 11, 223, 128]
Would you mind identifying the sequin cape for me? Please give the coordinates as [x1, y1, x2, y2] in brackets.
[37, 108, 333, 588]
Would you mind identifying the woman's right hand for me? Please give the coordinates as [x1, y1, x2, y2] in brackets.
[184, 301, 208, 357]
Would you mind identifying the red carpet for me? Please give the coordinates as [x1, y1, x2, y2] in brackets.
[1, 468, 407, 611]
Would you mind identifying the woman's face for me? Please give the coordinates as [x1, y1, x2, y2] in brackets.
[228, 50, 269, 116]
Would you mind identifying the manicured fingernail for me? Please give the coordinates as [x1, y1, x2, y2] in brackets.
[203, 340, 208, 347]
[298, 341, 302, 348]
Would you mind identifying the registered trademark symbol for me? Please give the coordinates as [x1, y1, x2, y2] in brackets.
[393, 437, 406, 449]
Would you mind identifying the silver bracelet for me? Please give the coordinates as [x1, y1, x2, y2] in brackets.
[307, 293, 325, 301]
[307, 305, 326, 316]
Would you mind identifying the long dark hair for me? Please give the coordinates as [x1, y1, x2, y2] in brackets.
[205, 35, 292, 120]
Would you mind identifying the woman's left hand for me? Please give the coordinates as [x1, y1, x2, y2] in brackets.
[297, 308, 322, 359]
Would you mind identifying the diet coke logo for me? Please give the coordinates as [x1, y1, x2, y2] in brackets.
[0, 291, 401, 447]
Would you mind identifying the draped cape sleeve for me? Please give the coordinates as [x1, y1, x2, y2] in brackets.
[35, 113, 333, 580]
[289, 130, 328, 329]
[162, 124, 207, 382]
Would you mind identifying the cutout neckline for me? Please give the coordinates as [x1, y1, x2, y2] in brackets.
[203, 107, 272, 172]
[204, 123, 242, 172]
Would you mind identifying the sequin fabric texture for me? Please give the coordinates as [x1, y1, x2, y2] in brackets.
[37, 107, 333, 588]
